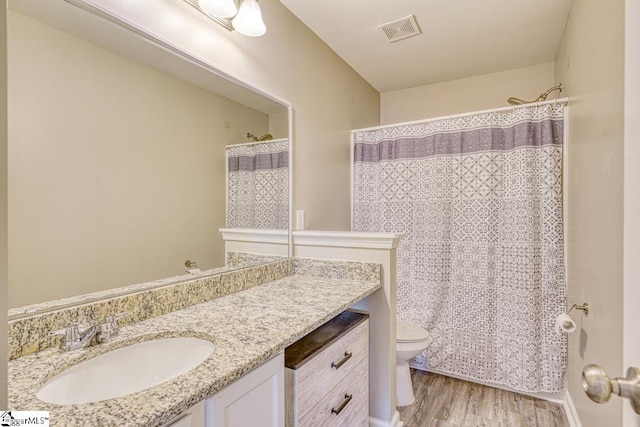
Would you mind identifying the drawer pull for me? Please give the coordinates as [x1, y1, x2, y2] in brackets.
[331, 393, 353, 415]
[331, 351, 353, 370]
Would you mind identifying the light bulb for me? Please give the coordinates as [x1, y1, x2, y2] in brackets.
[198, 0, 237, 18]
[232, 0, 266, 37]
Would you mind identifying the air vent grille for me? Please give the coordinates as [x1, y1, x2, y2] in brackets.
[377, 14, 421, 43]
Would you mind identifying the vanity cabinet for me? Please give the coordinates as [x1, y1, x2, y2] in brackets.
[162, 402, 206, 427]
[285, 311, 369, 427]
[206, 353, 284, 427]
[162, 353, 283, 427]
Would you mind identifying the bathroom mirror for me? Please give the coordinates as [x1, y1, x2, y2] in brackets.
[7, 0, 291, 314]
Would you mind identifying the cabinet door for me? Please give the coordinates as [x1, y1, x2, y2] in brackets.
[162, 401, 205, 427]
[206, 353, 284, 427]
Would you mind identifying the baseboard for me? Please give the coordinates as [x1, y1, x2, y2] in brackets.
[369, 410, 403, 427]
[563, 390, 582, 427]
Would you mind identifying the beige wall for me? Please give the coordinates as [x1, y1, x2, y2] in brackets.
[8, 12, 270, 307]
[269, 112, 289, 140]
[623, 0, 640, 425]
[255, 1, 380, 230]
[554, 0, 625, 425]
[1, 0, 8, 408]
[380, 62, 555, 124]
[106, 0, 381, 231]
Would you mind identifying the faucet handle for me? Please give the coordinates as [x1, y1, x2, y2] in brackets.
[105, 311, 128, 323]
[96, 312, 128, 344]
[49, 322, 97, 351]
[50, 324, 95, 351]
[50, 324, 81, 343]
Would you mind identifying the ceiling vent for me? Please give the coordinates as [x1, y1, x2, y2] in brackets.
[377, 14, 421, 43]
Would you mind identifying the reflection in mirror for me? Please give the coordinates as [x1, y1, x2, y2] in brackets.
[7, 0, 290, 313]
[226, 139, 289, 229]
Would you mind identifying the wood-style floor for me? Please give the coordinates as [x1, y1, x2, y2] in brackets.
[398, 370, 570, 427]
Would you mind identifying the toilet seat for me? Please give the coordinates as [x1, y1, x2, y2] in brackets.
[397, 320, 428, 343]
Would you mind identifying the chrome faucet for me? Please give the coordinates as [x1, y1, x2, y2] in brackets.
[50, 312, 127, 351]
[50, 323, 98, 352]
[95, 312, 127, 344]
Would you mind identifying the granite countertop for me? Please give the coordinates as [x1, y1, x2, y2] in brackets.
[8, 274, 381, 427]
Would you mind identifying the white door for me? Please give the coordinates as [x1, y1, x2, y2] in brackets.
[623, 0, 640, 425]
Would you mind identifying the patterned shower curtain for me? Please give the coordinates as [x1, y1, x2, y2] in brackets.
[226, 139, 288, 229]
[352, 104, 567, 392]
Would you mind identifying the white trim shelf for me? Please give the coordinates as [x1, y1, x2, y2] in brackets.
[293, 231, 404, 250]
[219, 228, 289, 245]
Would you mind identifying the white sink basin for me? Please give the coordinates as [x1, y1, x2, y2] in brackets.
[37, 337, 215, 404]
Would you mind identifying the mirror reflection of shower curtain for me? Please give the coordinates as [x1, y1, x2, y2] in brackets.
[352, 104, 567, 393]
[226, 139, 289, 229]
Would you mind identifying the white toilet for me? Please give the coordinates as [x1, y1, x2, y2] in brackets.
[396, 320, 429, 407]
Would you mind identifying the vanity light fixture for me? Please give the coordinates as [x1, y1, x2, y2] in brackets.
[188, 0, 266, 36]
[198, 0, 237, 18]
[232, 0, 266, 37]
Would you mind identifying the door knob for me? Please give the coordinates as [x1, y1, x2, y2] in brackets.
[582, 364, 640, 414]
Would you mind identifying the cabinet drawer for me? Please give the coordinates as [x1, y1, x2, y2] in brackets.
[321, 399, 367, 427]
[293, 319, 368, 415]
[299, 358, 368, 427]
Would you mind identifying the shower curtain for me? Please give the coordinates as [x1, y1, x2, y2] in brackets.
[352, 104, 567, 392]
[226, 139, 288, 229]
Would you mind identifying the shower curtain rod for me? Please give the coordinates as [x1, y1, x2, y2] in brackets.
[226, 137, 288, 149]
[352, 97, 569, 134]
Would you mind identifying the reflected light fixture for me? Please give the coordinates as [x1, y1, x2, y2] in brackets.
[188, 0, 266, 37]
[232, 0, 266, 37]
[198, 0, 237, 18]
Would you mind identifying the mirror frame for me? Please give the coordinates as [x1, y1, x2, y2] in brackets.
[8, 0, 294, 319]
